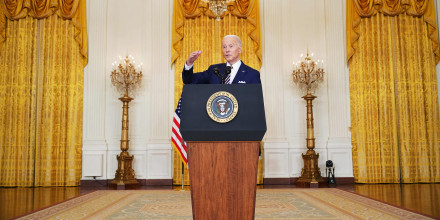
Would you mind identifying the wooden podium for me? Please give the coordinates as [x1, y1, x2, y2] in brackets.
[188, 141, 259, 220]
[180, 84, 266, 220]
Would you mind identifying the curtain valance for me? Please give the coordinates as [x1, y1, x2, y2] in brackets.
[0, 0, 87, 65]
[172, 0, 261, 66]
[346, 0, 439, 63]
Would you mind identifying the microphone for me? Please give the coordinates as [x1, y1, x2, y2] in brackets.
[213, 67, 221, 79]
[225, 66, 232, 75]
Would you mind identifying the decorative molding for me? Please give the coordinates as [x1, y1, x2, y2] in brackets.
[148, 0, 172, 142]
[83, 0, 107, 144]
[327, 137, 352, 149]
[324, 0, 351, 139]
[83, 140, 107, 151]
[288, 148, 304, 177]
[107, 150, 120, 179]
[82, 154, 103, 176]
[147, 148, 173, 179]
[131, 151, 148, 179]
[264, 148, 289, 178]
[263, 141, 289, 149]
[262, 0, 286, 141]
[147, 143, 172, 150]
[327, 148, 354, 177]
[315, 148, 328, 176]
[82, 152, 106, 178]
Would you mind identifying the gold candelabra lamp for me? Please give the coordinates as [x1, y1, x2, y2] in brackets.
[109, 55, 143, 190]
[292, 52, 326, 188]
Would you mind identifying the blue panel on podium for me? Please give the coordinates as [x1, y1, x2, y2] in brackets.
[180, 84, 266, 141]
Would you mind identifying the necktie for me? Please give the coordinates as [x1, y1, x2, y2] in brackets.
[225, 66, 232, 84]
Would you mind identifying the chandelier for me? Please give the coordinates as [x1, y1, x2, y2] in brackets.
[111, 55, 143, 97]
[203, 0, 233, 21]
[292, 52, 324, 95]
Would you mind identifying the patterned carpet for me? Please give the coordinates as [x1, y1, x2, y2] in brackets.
[17, 188, 433, 219]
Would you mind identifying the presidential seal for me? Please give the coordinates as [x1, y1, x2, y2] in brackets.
[206, 91, 238, 123]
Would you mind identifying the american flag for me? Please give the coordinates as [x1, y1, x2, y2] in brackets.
[171, 97, 187, 164]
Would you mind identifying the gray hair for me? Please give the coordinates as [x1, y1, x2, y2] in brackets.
[223, 35, 242, 48]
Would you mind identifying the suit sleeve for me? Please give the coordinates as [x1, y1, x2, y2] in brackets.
[182, 66, 194, 84]
[182, 65, 213, 84]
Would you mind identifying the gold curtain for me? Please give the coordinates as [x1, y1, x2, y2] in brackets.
[0, 0, 87, 186]
[0, 16, 37, 187]
[171, 0, 263, 185]
[346, 0, 439, 63]
[347, 0, 440, 183]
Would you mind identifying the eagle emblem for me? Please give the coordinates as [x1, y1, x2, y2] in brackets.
[206, 91, 238, 123]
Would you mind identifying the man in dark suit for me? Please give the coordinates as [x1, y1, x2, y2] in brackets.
[182, 35, 261, 84]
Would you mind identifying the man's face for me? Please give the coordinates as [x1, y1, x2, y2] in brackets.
[222, 37, 242, 65]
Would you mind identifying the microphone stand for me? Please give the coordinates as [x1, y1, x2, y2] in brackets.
[213, 66, 232, 84]
[213, 67, 222, 83]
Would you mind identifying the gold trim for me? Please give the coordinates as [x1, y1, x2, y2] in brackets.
[206, 91, 238, 123]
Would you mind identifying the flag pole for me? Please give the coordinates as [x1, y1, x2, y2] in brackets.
[181, 162, 184, 190]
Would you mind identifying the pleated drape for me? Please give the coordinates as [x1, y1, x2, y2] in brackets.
[171, 0, 263, 185]
[394, 14, 440, 183]
[0, 0, 86, 186]
[350, 13, 400, 183]
[347, 0, 440, 183]
[0, 17, 38, 187]
[33, 15, 84, 186]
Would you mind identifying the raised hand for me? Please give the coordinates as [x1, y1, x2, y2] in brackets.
[186, 51, 202, 66]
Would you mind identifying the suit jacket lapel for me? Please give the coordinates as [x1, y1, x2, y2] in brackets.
[232, 62, 246, 84]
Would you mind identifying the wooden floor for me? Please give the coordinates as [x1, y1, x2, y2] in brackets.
[1, 183, 439, 220]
